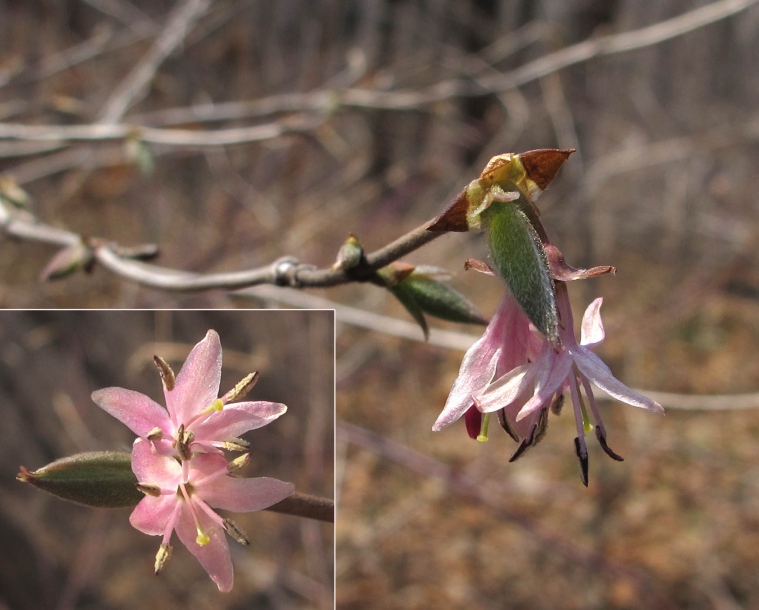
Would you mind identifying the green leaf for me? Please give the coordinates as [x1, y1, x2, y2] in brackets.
[402, 275, 488, 326]
[17, 451, 142, 508]
[389, 282, 430, 339]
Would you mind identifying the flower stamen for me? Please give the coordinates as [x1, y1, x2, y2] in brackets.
[220, 437, 250, 452]
[227, 453, 251, 472]
[154, 543, 173, 574]
[153, 355, 176, 391]
[224, 518, 250, 546]
[221, 372, 259, 404]
[174, 424, 195, 460]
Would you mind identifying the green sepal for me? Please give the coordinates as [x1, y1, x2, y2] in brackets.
[482, 200, 559, 343]
[17, 451, 142, 508]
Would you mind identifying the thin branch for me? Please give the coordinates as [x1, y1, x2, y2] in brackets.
[0, 0, 752, 155]
[0, 199, 446, 291]
[99, 0, 211, 124]
[5, 200, 759, 412]
[625, 390, 759, 411]
[235, 285, 479, 351]
[336, 0, 759, 110]
[266, 492, 334, 523]
[0, 114, 326, 147]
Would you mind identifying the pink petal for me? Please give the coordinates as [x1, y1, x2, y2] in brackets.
[91, 387, 170, 438]
[432, 344, 499, 431]
[433, 293, 534, 431]
[166, 330, 222, 425]
[174, 504, 233, 592]
[131, 438, 182, 487]
[474, 363, 533, 413]
[192, 402, 287, 440]
[580, 298, 605, 349]
[129, 495, 178, 535]
[571, 346, 664, 414]
[507, 404, 544, 441]
[185, 452, 230, 485]
[199, 476, 295, 513]
[516, 349, 572, 421]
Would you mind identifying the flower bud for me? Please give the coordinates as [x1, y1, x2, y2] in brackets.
[17, 451, 142, 508]
[331, 233, 365, 271]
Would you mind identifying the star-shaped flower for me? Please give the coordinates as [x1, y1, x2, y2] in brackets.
[129, 438, 294, 592]
[92, 330, 285, 458]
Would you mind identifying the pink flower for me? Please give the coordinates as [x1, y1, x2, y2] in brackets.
[92, 330, 286, 458]
[432, 293, 539, 437]
[129, 438, 294, 592]
[434, 284, 663, 484]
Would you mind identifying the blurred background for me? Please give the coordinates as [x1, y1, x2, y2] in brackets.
[0, 310, 334, 609]
[1, 0, 759, 608]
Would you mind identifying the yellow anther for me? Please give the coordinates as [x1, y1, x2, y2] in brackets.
[154, 544, 173, 574]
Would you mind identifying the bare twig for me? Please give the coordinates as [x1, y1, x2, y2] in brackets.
[0, 114, 327, 148]
[236, 285, 479, 351]
[266, 492, 334, 523]
[99, 0, 211, 124]
[0, 198, 445, 291]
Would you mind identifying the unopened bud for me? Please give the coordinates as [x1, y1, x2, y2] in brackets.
[17, 451, 141, 508]
[331, 233, 365, 271]
[124, 134, 155, 176]
[399, 270, 488, 326]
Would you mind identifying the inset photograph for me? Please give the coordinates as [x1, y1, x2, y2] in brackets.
[2, 309, 334, 610]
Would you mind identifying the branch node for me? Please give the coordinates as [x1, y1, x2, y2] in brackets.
[272, 256, 300, 286]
